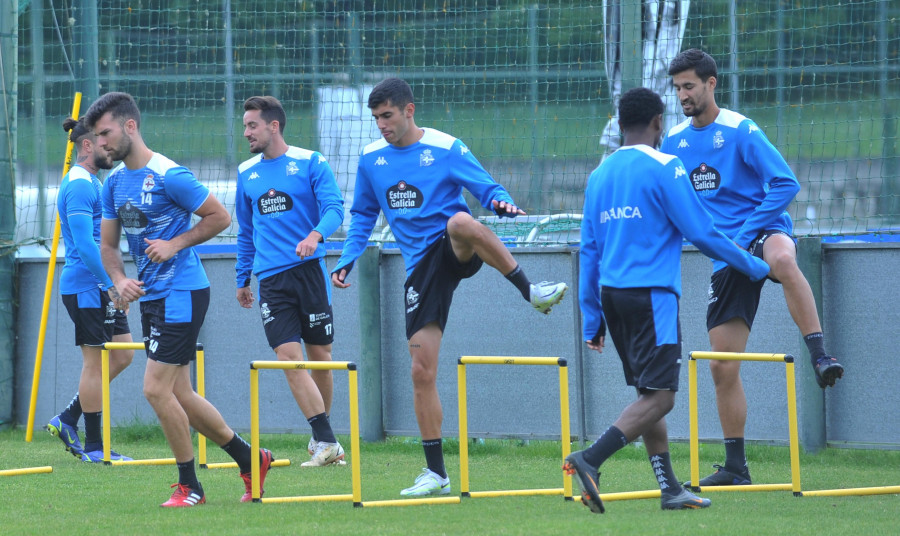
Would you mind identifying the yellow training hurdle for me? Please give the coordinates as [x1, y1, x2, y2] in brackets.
[249, 360, 460, 507]
[688, 351, 801, 494]
[101, 342, 230, 467]
[457, 356, 574, 500]
[249, 360, 360, 504]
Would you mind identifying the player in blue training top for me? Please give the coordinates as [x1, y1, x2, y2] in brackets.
[236, 95, 345, 467]
[564, 87, 770, 514]
[331, 77, 569, 497]
[85, 92, 274, 507]
[660, 49, 844, 488]
[47, 115, 135, 463]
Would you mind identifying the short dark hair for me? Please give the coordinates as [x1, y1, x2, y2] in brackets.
[618, 87, 664, 130]
[243, 96, 286, 134]
[668, 48, 718, 81]
[84, 92, 141, 129]
[62, 116, 91, 144]
[368, 78, 414, 110]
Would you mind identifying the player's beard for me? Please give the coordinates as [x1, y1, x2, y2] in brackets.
[93, 151, 115, 170]
[682, 99, 706, 117]
[106, 133, 133, 161]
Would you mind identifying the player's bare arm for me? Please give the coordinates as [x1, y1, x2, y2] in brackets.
[100, 217, 144, 305]
[295, 230, 323, 260]
[144, 195, 230, 263]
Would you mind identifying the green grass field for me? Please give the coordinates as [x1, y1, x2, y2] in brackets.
[2, 426, 898, 535]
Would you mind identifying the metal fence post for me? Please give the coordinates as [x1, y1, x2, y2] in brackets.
[797, 237, 825, 453]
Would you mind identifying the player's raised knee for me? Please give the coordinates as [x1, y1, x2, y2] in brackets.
[446, 211, 478, 238]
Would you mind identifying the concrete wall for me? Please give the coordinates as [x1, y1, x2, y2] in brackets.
[13, 244, 900, 449]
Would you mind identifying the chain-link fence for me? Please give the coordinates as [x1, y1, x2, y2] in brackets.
[11, 0, 900, 250]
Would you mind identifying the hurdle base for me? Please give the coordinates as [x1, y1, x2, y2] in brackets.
[261, 494, 354, 504]
[359, 496, 461, 508]
[466, 488, 566, 499]
[599, 489, 661, 502]
[204, 459, 291, 470]
[800, 486, 900, 497]
[0, 466, 53, 477]
[110, 458, 177, 466]
[693, 483, 793, 493]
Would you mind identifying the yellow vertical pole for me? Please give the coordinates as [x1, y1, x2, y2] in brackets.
[25, 92, 82, 442]
[250, 367, 260, 501]
[196, 347, 207, 467]
[457, 362, 470, 496]
[785, 360, 802, 494]
[688, 356, 700, 488]
[102, 347, 111, 464]
[348, 368, 362, 505]
[558, 361, 573, 499]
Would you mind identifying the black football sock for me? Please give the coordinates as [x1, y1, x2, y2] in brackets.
[804, 332, 827, 364]
[59, 393, 82, 427]
[650, 451, 683, 494]
[82, 411, 102, 452]
[423, 438, 446, 479]
[505, 265, 532, 301]
[723, 437, 747, 473]
[583, 425, 628, 468]
[308, 412, 337, 444]
[221, 433, 253, 474]
[177, 459, 202, 490]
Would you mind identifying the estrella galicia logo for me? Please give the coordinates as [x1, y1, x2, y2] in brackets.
[386, 181, 423, 210]
[118, 201, 148, 233]
[257, 189, 293, 216]
[690, 163, 721, 194]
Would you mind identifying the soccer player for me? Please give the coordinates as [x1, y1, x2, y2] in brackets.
[85, 92, 273, 507]
[331, 77, 569, 497]
[48, 115, 135, 463]
[236, 95, 346, 466]
[565, 87, 770, 513]
[660, 48, 845, 487]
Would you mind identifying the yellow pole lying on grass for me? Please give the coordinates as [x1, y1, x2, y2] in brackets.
[801, 486, 900, 497]
[0, 466, 53, 477]
[25, 92, 82, 442]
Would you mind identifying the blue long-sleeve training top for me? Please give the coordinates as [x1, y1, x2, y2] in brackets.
[58, 164, 114, 293]
[579, 144, 771, 342]
[335, 128, 515, 278]
[660, 109, 800, 272]
[235, 146, 344, 287]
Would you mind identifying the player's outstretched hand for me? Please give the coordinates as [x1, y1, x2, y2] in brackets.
[331, 269, 351, 289]
[492, 200, 526, 218]
[236, 286, 254, 308]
